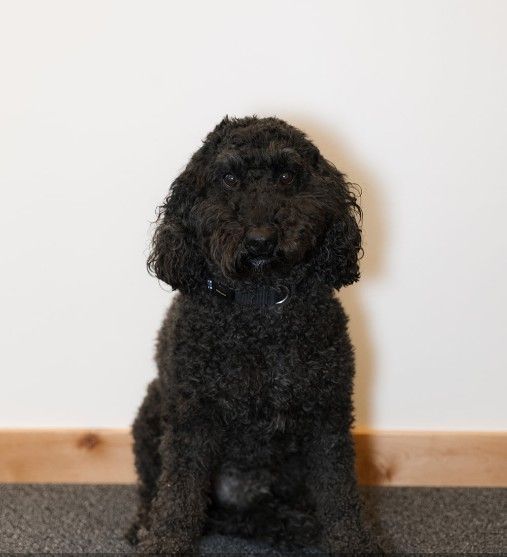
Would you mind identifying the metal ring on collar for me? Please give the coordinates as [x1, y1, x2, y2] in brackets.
[275, 285, 290, 305]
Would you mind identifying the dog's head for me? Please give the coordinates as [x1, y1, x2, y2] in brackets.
[148, 116, 361, 292]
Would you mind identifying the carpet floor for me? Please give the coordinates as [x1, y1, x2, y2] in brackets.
[0, 485, 505, 555]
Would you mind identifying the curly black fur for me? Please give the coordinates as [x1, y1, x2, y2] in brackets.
[128, 116, 381, 555]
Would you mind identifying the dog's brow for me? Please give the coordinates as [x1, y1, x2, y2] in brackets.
[280, 147, 298, 156]
[215, 151, 244, 167]
[269, 147, 302, 167]
[215, 148, 301, 172]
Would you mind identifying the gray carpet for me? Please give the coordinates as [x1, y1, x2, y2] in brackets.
[0, 485, 505, 555]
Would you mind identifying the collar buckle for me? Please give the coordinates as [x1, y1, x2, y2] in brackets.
[206, 279, 233, 299]
[206, 279, 290, 306]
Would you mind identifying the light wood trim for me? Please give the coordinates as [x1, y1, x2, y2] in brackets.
[354, 430, 506, 486]
[0, 429, 135, 484]
[0, 429, 505, 486]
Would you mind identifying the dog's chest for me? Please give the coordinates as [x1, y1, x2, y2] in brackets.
[212, 340, 311, 430]
[172, 297, 339, 428]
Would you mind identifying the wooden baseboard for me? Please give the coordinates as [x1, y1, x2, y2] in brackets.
[0, 429, 505, 486]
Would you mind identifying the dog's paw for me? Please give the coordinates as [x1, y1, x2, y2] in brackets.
[136, 527, 196, 556]
[124, 521, 140, 546]
[326, 539, 384, 555]
[325, 527, 383, 555]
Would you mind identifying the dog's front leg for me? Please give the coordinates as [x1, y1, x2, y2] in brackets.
[137, 417, 216, 555]
[307, 429, 381, 555]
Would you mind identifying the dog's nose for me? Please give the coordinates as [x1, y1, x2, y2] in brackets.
[245, 227, 277, 256]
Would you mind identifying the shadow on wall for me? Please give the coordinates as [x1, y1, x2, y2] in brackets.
[287, 114, 388, 430]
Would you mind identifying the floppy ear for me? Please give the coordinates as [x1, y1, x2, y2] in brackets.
[313, 158, 363, 290]
[147, 164, 208, 293]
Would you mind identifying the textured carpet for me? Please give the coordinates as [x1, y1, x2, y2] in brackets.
[0, 484, 505, 555]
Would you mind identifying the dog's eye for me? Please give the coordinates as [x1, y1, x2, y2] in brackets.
[278, 171, 294, 185]
[223, 173, 239, 187]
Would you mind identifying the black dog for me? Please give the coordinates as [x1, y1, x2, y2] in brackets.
[128, 116, 380, 554]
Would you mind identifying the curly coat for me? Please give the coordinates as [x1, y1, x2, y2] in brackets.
[128, 116, 380, 554]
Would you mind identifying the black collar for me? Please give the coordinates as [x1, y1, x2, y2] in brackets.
[206, 279, 290, 306]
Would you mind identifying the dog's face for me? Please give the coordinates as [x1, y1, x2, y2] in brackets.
[148, 116, 361, 291]
[197, 137, 335, 279]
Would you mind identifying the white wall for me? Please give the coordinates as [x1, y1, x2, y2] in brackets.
[1, 0, 506, 430]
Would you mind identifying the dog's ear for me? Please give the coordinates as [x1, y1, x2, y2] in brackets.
[312, 157, 363, 290]
[147, 162, 208, 293]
